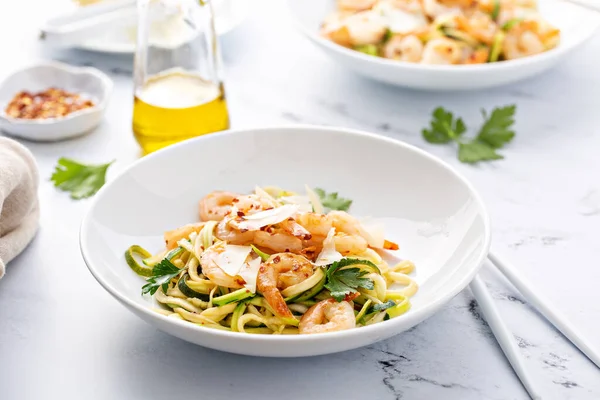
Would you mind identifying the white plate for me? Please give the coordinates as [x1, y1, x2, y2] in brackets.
[286, 0, 600, 90]
[74, 0, 252, 53]
[80, 125, 491, 357]
[0, 61, 112, 142]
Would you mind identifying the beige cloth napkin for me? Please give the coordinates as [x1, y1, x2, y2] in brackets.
[0, 137, 39, 279]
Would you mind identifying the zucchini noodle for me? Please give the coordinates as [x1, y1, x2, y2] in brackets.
[128, 186, 420, 334]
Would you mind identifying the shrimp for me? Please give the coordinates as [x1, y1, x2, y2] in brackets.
[224, 193, 280, 232]
[439, 12, 496, 45]
[296, 211, 392, 253]
[320, 12, 354, 47]
[294, 212, 333, 237]
[462, 47, 489, 64]
[479, 0, 537, 17]
[257, 253, 315, 318]
[422, 0, 465, 18]
[164, 222, 205, 250]
[234, 194, 278, 215]
[344, 11, 388, 46]
[200, 242, 245, 288]
[502, 19, 559, 60]
[383, 34, 424, 62]
[497, 4, 539, 26]
[280, 218, 312, 240]
[333, 232, 368, 255]
[254, 230, 303, 253]
[328, 210, 362, 235]
[299, 299, 356, 334]
[337, 0, 377, 11]
[380, 0, 424, 14]
[199, 191, 239, 222]
[421, 37, 462, 64]
[215, 217, 256, 245]
[465, 12, 497, 45]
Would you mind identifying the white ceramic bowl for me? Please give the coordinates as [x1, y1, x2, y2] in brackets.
[0, 61, 112, 141]
[80, 125, 491, 357]
[286, 0, 600, 90]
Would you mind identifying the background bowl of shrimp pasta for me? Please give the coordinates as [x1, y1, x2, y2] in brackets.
[286, 0, 600, 90]
[80, 125, 491, 357]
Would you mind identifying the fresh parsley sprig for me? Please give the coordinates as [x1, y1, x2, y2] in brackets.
[315, 188, 353, 211]
[51, 157, 113, 199]
[422, 105, 516, 164]
[324, 258, 378, 302]
[141, 259, 184, 296]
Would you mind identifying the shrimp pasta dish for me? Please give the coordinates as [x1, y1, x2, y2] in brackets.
[125, 186, 418, 335]
[320, 0, 560, 64]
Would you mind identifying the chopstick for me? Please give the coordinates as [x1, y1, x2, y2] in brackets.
[470, 275, 543, 400]
[488, 251, 600, 369]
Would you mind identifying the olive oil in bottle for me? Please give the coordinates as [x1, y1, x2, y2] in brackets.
[132, 70, 229, 154]
[133, 0, 228, 154]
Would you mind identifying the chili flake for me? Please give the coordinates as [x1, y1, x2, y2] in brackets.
[4, 88, 95, 120]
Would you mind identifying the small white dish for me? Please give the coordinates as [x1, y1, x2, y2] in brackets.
[41, 0, 252, 54]
[286, 0, 600, 90]
[0, 61, 112, 142]
[80, 125, 491, 357]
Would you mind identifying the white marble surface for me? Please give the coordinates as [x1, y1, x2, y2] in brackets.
[1, 1, 599, 399]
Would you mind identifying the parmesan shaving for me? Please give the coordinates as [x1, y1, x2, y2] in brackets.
[237, 204, 299, 231]
[305, 184, 324, 214]
[255, 185, 279, 205]
[358, 218, 386, 248]
[279, 195, 313, 212]
[314, 228, 342, 266]
[238, 257, 262, 293]
[214, 245, 252, 277]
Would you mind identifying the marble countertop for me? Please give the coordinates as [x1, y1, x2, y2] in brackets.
[0, 1, 599, 399]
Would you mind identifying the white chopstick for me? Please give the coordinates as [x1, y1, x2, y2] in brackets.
[470, 275, 543, 400]
[488, 251, 600, 370]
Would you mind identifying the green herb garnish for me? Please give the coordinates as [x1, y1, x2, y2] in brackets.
[141, 258, 184, 296]
[372, 300, 396, 312]
[315, 188, 353, 211]
[422, 105, 516, 164]
[324, 258, 378, 302]
[51, 158, 113, 199]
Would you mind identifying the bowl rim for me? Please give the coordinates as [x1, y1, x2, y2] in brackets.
[0, 60, 113, 125]
[285, 0, 600, 73]
[80, 124, 492, 343]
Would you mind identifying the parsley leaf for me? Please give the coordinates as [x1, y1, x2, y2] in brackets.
[372, 300, 396, 312]
[422, 107, 466, 144]
[458, 141, 503, 163]
[141, 259, 184, 296]
[315, 188, 353, 211]
[422, 105, 516, 164]
[51, 158, 113, 199]
[324, 258, 378, 302]
[477, 105, 516, 149]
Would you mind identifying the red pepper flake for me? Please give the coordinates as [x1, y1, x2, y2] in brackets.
[344, 292, 361, 302]
[5, 87, 95, 120]
[273, 256, 281, 263]
[237, 211, 245, 217]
